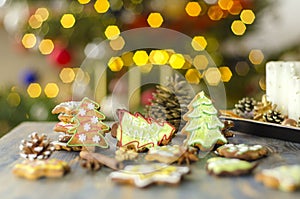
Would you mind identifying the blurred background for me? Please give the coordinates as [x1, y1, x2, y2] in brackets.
[0, 0, 300, 136]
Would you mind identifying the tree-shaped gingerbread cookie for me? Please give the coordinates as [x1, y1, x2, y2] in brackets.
[182, 91, 227, 151]
[67, 97, 110, 148]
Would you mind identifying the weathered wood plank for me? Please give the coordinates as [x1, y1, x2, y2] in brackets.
[0, 122, 300, 199]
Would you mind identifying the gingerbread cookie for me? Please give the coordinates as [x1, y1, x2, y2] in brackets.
[13, 159, 70, 180]
[53, 122, 76, 134]
[206, 157, 256, 176]
[58, 113, 74, 123]
[145, 145, 182, 164]
[216, 143, 268, 161]
[255, 165, 300, 192]
[51, 101, 81, 115]
[109, 163, 190, 188]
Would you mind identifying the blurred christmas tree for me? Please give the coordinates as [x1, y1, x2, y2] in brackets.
[0, 0, 274, 135]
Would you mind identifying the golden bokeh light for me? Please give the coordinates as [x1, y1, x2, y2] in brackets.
[149, 50, 169, 65]
[191, 36, 207, 51]
[231, 20, 246, 36]
[185, 2, 202, 17]
[7, 92, 21, 107]
[59, 68, 75, 83]
[249, 49, 264, 65]
[27, 83, 42, 98]
[121, 52, 134, 66]
[78, 0, 91, 4]
[235, 61, 249, 76]
[28, 14, 43, 29]
[185, 69, 201, 84]
[147, 13, 164, 28]
[133, 50, 149, 66]
[169, 53, 185, 69]
[193, 55, 209, 70]
[218, 0, 232, 10]
[109, 36, 125, 50]
[204, 68, 221, 86]
[208, 5, 223, 21]
[228, 0, 243, 15]
[139, 64, 153, 73]
[60, 14, 76, 28]
[259, 76, 266, 91]
[219, 66, 232, 82]
[35, 8, 49, 21]
[182, 55, 192, 69]
[94, 0, 110, 13]
[22, 33, 37, 49]
[105, 25, 120, 40]
[240, 9, 255, 24]
[108, 57, 124, 71]
[39, 39, 54, 55]
[44, 83, 59, 98]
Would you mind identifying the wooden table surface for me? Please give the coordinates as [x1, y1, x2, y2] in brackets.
[1, 122, 300, 199]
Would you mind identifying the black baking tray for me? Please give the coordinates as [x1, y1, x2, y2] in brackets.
[220, 116, 300, 144]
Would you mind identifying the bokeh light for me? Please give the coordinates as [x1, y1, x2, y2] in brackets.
[44, 83, 59, 98]
[22, 33, 37, 49]
[39, 39, 54, 55]
[35, 8, 49, 21]
[149, 50, 169, 65]
[121, 52, 134, 66]
[27, 83, 42, 98]
[109, 36, 125, 50]
[185, 69, 201, 84]
[60, 14, 76, 28]
[133, 50, 149, 66]
[204, 68, 221, 86]
[191, 36, 207, 51]
[249, 49, 264, 65]
[139, 64, 153, 73]
[185, 2, 202, 17]
[193, 55, 209, 70]
[147, 12, 164, 28]
[218, 0, 232, 10]
[235, 61, 250, 76]
[94, 0, 110, 13]
[108, 56, 124, 71]
[219, 66, 232, 82]
[78, 0, 90, 4]
[208, 5, 223, 21]
[28, 14, 43, 29]
[169, 53, 185, 69]
[240, 9, 255, 24]
[231, 20, 246, 35]
[228, 0, 243, 15]
[59, 68, 75, 83]
[7, 92, 21, 107]
[105, 25, 120, 40]
[259, 76, 266, 91]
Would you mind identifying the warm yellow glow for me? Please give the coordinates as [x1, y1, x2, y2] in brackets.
[193, 55, 209, 70]
[59, 68, 75, 83]
[231, 20, 246, 36]
[39, 39, 54, 55]
[60, 14, 76, 28]
[7, 92, 21, 107]
[219, 66, 232, 82]
[133, 50, 149, 66]
[204, 68, 221, 86]
[228, 0, 242, 15]
[105, 25, 120, 40]
[121, 52, 134, 66]
[185, 69, 201, 84]
[191, 36, 207, 51]
[185, 2, 202, 17]
[108, 57, 124, 71]
[147, 13, 164, 28]
[139, 64, 153, 73]
[22, 34, 37, 49]
[28, 14, 43, 29]
[218, 0, 232, 10]
[35, 8, 49, 21]
[44, 83, 59, 98]
[249, 49, 264, 65]
[27, 83, 42, 98]
[208, 5, 223, 21]
[235, 61, 249, 76]
[149, 50, 169, 65]
[94, 0, 110, 13]
[240, 10, 255, 24]
[182, 55, 192, 69]
[109, 36, 125, 50]
[78, 0, 90, 4]
[259, 77, 266, 91]
[169, 53, 185, 69]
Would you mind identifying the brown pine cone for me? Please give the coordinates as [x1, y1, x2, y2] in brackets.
[19, 132, 55, 160]
[233, 97, 256, 119]
[263, 110, 285, 124]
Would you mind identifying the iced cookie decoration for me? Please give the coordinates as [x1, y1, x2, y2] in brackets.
[19, 132, 55, 160]
[206, 157, 256, 176]
[52, 101, 81, 115]
[109, 163, 190, 188]
[67, 97, 110, 148]
[255, 165, 300, 192]
[12, 159, 70, 180]
[182, 91, 227, 151]
[145, 145, 182, 164]
[116, 109, 175, 152]
[216, 144, 268, 161]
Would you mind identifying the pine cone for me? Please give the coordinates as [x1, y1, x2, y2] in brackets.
[146, 74, 193, 132]
[263, 110, 285, 124]
[233, 97, 256, 119]
[19, 132, 55, 160]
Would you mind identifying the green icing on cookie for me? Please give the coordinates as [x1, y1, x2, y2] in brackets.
[207, 157, 255, 174]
